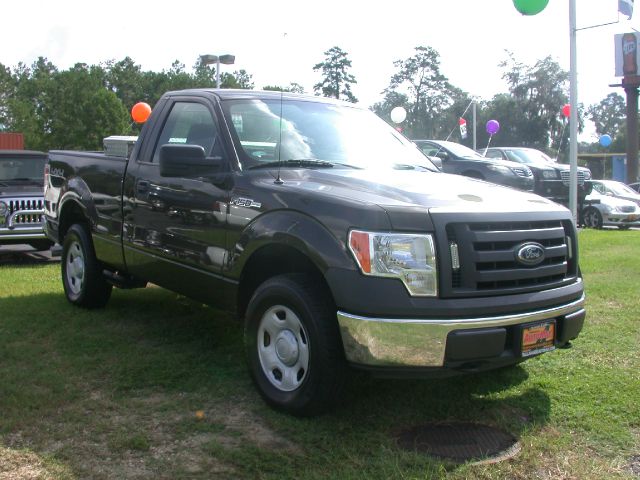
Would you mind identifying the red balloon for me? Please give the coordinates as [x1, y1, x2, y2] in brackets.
[131, 102, 152, 123]
[561, 104, 570, 118]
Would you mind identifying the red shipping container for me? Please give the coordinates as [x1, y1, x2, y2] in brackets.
[0, 133, 24, 150]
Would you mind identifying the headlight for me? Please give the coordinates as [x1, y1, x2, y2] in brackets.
[486, 164, 511, 174]
[613, 205, 633, 213]
[542, 170, 557, 179]
[0, 201, 7, 215]
[583, 170, 592, 180]
[348, 230, 437, 297]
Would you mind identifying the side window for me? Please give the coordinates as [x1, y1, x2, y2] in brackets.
[485, 150, 504, 159]
[419, 146, 439, 156]
[593, 183, 605, 194]
[152, 102, 218, 163]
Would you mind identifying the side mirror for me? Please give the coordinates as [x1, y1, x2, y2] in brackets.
[436, 151, 449, 161]
[159, 144, 222, 177]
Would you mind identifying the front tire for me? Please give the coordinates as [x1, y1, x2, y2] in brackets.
[582, 207, 603, 229]
[244, 274, 345, 416]
[61, 224, 112, 308]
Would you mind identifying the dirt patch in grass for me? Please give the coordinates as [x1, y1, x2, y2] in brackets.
[0, 447, 70, 480]
[2, 389, 299, 479]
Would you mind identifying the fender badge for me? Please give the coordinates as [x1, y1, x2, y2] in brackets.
[230, 197, 261, 209]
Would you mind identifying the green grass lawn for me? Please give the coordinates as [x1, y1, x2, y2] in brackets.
[1, 229, 639, 479]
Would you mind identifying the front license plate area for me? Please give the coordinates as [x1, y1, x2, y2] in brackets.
[520, 321, 556, 357]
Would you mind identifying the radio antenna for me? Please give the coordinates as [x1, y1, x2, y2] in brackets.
[274, 32, 287, 185]
[274, 87, 284, 184]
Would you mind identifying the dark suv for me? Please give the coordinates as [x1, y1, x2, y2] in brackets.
[482, 147, 592, 205]
[0, 150, 52, 251]
[414, 140, 534, 191]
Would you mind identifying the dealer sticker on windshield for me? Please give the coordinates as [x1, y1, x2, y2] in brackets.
[521, 321, 556, 357]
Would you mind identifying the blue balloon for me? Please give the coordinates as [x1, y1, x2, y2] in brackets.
[599, 134, 612, 147]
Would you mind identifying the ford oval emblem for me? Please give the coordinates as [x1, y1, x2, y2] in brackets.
[515, 242, 546, 266]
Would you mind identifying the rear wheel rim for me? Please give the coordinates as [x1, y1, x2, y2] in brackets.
[65, 240, 85, 295]
[257, 305, 309, 392]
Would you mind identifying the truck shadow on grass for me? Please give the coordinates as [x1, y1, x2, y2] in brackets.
[0, 287, 550, 479]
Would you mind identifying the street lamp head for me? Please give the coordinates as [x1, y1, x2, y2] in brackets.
[200, 54, 235, 66]
[199, 54, 219, 65]
[199, 53, 236, 89]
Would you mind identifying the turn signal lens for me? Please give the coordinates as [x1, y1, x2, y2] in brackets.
[349, 230, 371, 273]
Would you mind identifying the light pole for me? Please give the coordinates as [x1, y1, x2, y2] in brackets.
[569, 0, 578, 224]
[199, 54, 235, 88]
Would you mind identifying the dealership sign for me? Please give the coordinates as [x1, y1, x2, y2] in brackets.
[615, 32, 639, 76]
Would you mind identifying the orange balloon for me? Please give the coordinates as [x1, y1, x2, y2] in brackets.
[131, 102, 152, 123]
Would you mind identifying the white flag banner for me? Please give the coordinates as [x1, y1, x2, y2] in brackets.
[458, 118, 468, 140]
[620, 0, 634, 19]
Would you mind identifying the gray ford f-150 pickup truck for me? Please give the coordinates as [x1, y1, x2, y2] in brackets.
[44, 89, 585, 416]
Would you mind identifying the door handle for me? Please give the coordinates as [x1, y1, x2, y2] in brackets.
[136, 180, 149, 194]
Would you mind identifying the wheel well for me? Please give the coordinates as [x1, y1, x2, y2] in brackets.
[58, 200, 89, 242]
[237, 244, 333, 319]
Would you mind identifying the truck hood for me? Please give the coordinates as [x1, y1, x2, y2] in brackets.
[278, 168, 566, 214]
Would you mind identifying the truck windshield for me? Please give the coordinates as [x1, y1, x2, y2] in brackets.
[221, 98, 438, 172]
[0, 156, 45, 182]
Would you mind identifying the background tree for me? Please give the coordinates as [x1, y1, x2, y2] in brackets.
[45, 63, 129, 150]
[220, 69, 254, 89]
[490, 53, 573, 158]
[376, 46, 459, 139]
[263, 82, 305, 94]
[104, 57, 144, 111]
[313, 46, 357, 102]
[587, 92, 626, 151]
[3, 58, 59, 150]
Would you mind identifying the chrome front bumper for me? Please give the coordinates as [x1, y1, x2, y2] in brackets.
[0, 208, 46, 241]
[337, 295, 585, 367]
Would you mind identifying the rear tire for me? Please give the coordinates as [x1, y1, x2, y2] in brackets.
[582, 207, 603, 229]
[61, 224, 112, 308]
[244, 273, 346, 416]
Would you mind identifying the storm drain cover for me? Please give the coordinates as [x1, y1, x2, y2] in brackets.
[395, 422, 520, 464]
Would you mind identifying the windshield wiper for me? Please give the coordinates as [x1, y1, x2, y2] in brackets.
[249, 159, 334, 170]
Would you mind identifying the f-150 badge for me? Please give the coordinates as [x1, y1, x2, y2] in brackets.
[230, 197, 261, 209]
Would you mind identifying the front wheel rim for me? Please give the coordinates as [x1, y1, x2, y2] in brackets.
[257, 305, 310, 392]
[585, 209, 599, 228]
[65, 240, 85, 295]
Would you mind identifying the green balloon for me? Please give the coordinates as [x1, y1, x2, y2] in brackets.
[513, 0, 549, 15]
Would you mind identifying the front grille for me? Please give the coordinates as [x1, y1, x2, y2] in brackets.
[5, 198, 45, 225]
[619, 205, 636, 213]
[560, 170, 585, 186]
[440, 218, 577, 297]
[511, 167, 533, 177]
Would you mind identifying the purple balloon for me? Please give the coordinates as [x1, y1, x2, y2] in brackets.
[486, 119, 500, 136]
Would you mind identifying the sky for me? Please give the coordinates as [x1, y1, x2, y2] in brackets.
[2, 0, 640, 141]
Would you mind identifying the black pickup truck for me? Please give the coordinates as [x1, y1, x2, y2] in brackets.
[44, 89, 585, 416]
